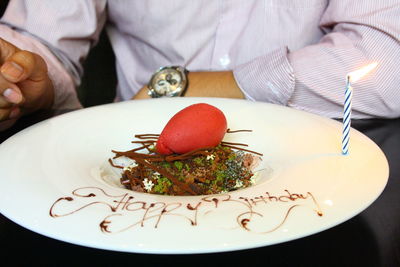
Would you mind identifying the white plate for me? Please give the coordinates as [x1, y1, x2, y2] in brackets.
[0, 98, 389, 254]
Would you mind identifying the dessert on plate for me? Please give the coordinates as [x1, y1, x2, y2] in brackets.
[109, 103, 262, 196]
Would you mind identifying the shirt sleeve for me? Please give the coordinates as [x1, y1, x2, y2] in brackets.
[0, 0, 107, 109]
[233, 0, 400, 119]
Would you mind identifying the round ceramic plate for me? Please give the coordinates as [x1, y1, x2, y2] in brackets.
[0, 98, 389, 254]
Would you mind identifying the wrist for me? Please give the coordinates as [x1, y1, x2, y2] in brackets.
[185, 71, 244, 98]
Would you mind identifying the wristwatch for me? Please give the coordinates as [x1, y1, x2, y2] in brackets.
[147, 66, 188, 98]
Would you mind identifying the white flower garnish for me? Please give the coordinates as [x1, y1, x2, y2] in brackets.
[143, 178, 154, 192]
[123, 161, 138, 171]
[152, 172, 161, 179]
[206, 154, 215, 161]
[234, 179, 243, 188]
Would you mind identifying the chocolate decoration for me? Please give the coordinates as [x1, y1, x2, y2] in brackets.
[50, 187, 323, 234]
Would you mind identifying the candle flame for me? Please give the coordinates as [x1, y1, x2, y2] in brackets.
[348, 62, 378, 83]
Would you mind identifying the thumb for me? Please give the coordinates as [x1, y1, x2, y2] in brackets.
[1, 50, 48, 83]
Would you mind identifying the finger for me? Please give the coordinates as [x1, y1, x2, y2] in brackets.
[0, 117, 17, 132]
[0, 105, 20, 121]
[0, 107, 11, 120]
[0, 95, 13, 108]
[0, 106, 19, 130]
[2, 87, 24, 105]
[0, 50, 48, 83]
[0, 61, 24, 83]
[0, 74, 24, 105]
[9, 106, 20, 119]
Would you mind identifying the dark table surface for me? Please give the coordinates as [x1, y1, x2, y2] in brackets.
[0, 110, 399, 267]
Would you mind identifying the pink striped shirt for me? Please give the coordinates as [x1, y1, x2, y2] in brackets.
[1, 0, 399, 118]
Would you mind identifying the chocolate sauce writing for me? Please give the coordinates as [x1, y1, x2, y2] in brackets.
[49, 187, 323, 234]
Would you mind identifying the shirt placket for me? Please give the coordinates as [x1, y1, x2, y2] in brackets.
[211, 0, 249, 71]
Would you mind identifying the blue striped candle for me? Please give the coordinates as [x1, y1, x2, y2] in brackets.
[341, 63, 377, 155]
[342, 75, 353, 155]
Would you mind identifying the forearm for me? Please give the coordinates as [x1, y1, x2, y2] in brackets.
[234, 0, 400, 119]
[287, 23, 400, 119]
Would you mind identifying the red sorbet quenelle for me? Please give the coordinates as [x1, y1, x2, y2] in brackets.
[156, 103, 227, 155]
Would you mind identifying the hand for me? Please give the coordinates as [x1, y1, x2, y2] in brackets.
[0, 38, 54, 130]
[133, 71, 244, 100]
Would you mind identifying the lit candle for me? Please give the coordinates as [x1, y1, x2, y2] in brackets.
[342, 62, 378, 155]
[341, 76, 353, 155]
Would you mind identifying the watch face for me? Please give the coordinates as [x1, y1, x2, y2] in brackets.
[151, 68, 183, 96]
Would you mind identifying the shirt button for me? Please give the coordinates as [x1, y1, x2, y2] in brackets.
[219, 54, 231, 68]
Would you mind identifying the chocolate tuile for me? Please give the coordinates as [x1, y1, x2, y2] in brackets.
[109, 129, 262, 195]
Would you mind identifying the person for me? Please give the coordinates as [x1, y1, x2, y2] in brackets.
[0, 0, 399, 131]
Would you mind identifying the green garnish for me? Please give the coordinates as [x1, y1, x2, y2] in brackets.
[174, 161, 183, 171]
